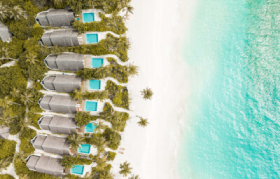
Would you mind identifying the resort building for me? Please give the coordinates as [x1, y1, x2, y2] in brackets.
[41, 75, 82, 93]
[45, 53, 85, 71]
[40, 30, 79, 47]
[38, 116, 77, 134]
[0, 126, 10, 139]
[36, 9, 74, 27]
[38, 95, 77, 114]
[26, 155, 65, 176]
[44, 52, 105, 71]
[32, 135, 70, 155]
[0, 21, 12, 42]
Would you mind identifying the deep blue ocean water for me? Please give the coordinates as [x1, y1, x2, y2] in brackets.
[179, 0, 280, 178]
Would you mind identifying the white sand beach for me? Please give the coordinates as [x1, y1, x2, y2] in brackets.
[112, 0, 196, 178]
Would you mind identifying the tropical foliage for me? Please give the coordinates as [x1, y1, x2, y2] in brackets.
[61, 155, 92, 168]
[137, 117, 149, 127]
[119, 161, 132, 177]
[141, 87, 153, 100]
[74, 111, 98, 127]
[67, 133, 84, 152]
[0, 139, 16, 171]
[71, 89, 109, 102]
[72, 13, 127, 34]
[105, 80, 129, 109]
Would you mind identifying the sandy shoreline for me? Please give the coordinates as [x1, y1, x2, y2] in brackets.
[112, 0, 197, 178]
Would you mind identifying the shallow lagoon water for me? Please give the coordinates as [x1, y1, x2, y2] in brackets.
[179, 0, 280, 178]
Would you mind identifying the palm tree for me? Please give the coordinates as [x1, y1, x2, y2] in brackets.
[119, 161, 132, 177]
[0, 3, 10, 21]
[72, 88, 84, 102]
[0, 157, 12, 172]
[20, 91, 32, 106]
[127, 63, 139, 77]
[122, 0, 134, 15]
[93, 136, 107, 153]
[94, 91, 109, 102]
[18, 116, 32, 135]
[14, 151, 28, 163]
[141, 87, 153, 100]
[25, 52, 38, 65]
[53, 0, 64, 7]
[0, 96, 12, 108]
[67, 133, 83, 152]
[99, 171, 113, 179]
[137, 117, 149, 127]
[94, 66, 111, 79]
[129, 175, 140, 179]
[10, 88, 20, 98]
[95, 156, 107, 172]
[10, 6, 24, 20]
[94, 121, 107, 134]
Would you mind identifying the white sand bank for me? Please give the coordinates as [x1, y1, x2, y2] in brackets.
[112, 0, 197, 178]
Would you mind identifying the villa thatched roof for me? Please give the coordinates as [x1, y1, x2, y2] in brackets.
[36, 9, 74, 27]
[39, 116, 77, 134]
[0, 21, 12, 42]
[33, 135, 70, 155]
[39, 95, 77, 114]
[42, 75, 82, 93]
[45, 53, 85, 71]
[26, 155, 64, 176]
[41, 30, 79, 47]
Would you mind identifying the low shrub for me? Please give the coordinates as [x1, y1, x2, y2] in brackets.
[61, 155, 92, 169]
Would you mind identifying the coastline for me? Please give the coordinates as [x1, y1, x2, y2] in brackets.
[112, 0, 197, 178]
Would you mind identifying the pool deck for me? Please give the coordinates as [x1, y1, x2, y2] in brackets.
[77, 9, 103, 23]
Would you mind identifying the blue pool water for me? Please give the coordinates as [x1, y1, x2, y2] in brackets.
[78, 144, 91, 154]
[71, 165, 84, 175]
[91, 58, 103, 68]
[86, 34, 98, 44]
[89, 80, 101, 89]
[85, 101, 97, 111]
[179, 0, 280, 178]
[83, 13, 95, 23]
[85, 123, 98, 133]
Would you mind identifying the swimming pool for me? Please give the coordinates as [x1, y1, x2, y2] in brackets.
[83, 13, 95, 23]
[85, 123, 98, 133]
[89, 80, 101, 90]
[86, 34, 98, 44]
[85, 101, 97, 111]
[91, 58, 103, 68]
[78, 144, 91, 154]
[71, 165, 84, 175]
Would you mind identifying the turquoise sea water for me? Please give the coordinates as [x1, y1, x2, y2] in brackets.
[179, 0, 280, 178]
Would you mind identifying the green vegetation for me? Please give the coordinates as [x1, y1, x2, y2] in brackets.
[106, 151, 116, 161]
[61, 155, 92, 168]
[72, 13, 127, 34]
[71, 89, 109, 102]
[103, 128, 121, 150]
[129, 175, 140, 179]
[141, 87, 153, 100]
[99, 102, 129, 132]
[119, 161, 132, 177]
[67, 133, 84, 152]
[74, 111, 98, 127]
[105, 80, 129, 109]
[77, 57, 138, 83]
[0, 139, 16, 171]
[137, 117, 149, 127]
[0, 174, 15, 179]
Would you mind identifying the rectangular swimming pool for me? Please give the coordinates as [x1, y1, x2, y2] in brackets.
[83, 13, 95, 23]
[85, 123, 98, 133]
[89, 80, 101, 90]
[85, 101, 97, 111]
[86, 34, 98, 44]
[78, 144, 91, 154]
[71, 165, 84, 175]
[91, 58, 103, 68]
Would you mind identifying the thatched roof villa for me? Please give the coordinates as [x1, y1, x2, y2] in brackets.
[45, 53, 85, 71]
[40, 30, 80, 47]
[41, 75, 82, 93]
[26, 155, 65, 176]
[36, 9, 75, 27]
[38, 95, 77, 114]
[32, 135, 70, 155]
[38, 116, 77, 134]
